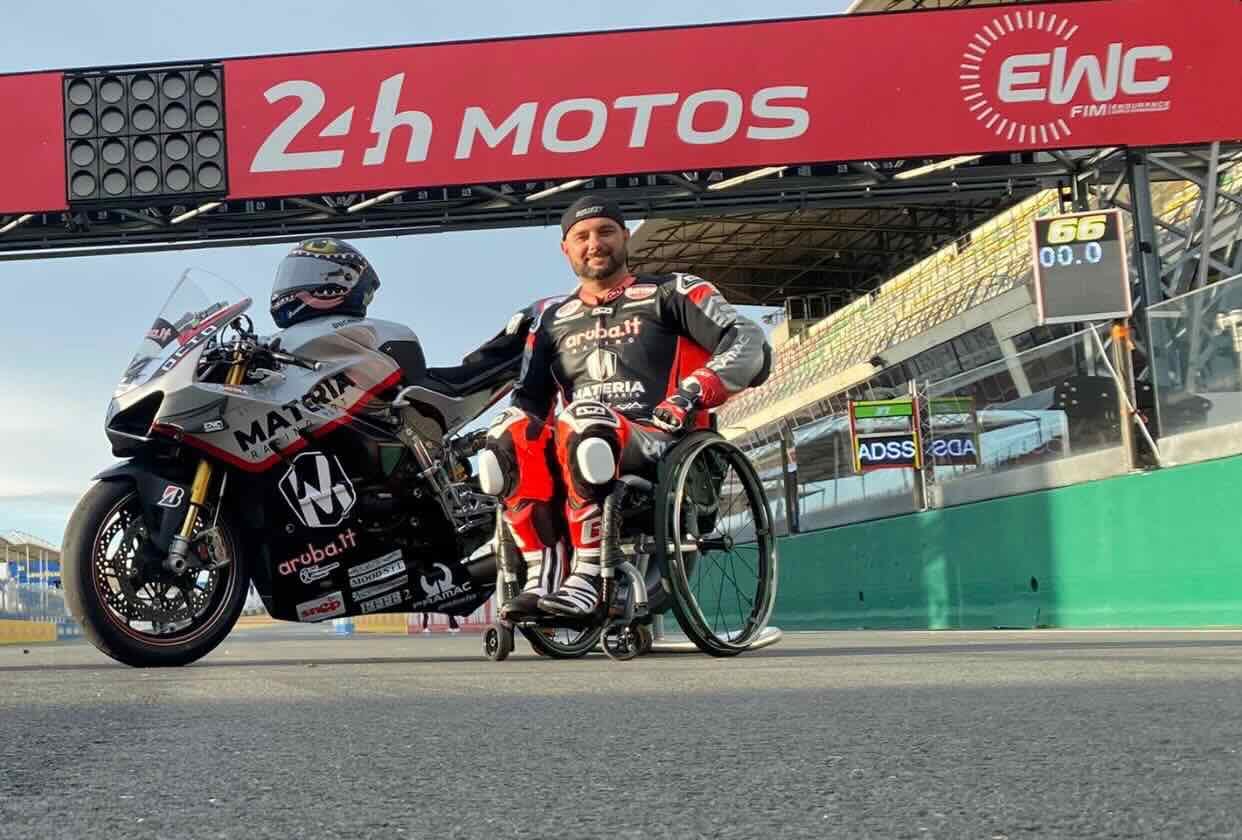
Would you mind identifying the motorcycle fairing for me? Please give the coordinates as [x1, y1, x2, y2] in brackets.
[259, 456, 494, 622]
[92, 460, 197, 555]
[257, 442, 494, 621]
[149, 317, 414, 473]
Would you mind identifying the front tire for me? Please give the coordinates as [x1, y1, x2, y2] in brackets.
[63, 480, 249, 667]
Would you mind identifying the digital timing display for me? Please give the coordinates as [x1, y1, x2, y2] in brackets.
[1031, 208, 1132, 324]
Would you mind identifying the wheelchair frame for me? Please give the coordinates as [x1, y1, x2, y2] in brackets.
[483, 431, 779, 662]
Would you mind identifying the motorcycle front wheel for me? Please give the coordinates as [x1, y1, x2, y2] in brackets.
[63, 480, 250, 667]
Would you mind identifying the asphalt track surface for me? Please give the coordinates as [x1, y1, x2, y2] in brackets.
[4, 628, 1242, 839]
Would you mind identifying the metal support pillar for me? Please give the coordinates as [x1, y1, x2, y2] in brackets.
[778, 420, 800, 535]
[998, 336, 1034, 397]
[1110, 320, 1138, 469]
[1195, 142, 1221, 291]
[911, 380, 933, 511]
[1125, 150, 1165, 312]
[1071, 166, 1093, 212]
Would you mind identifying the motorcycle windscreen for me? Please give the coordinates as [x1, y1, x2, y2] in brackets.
[115, 268, 252, 397]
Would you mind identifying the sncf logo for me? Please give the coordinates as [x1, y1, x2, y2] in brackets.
[959, 10, 1172, 145]
[297, 591, 345, 622]
[279, 452, 357, 528]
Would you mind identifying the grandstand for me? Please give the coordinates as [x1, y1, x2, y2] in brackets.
[1, 531, 61, 587]
[1, 530, 64, 622]
[711, 190, 1062, 430]
[630, 154, 1242, 440]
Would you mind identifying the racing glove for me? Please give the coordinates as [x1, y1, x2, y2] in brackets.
[651, 369, 728, 433]
[651, 391, 696, 433]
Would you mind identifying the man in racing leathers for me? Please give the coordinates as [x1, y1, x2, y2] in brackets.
[477, 196, 772, 619]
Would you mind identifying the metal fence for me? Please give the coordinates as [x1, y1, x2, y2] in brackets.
[0, 580, 69, 622]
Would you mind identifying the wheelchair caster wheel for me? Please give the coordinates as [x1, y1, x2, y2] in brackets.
[484, 626, 513, 661]
[634, 623, 654, 656]
[602, 623, 643, 662]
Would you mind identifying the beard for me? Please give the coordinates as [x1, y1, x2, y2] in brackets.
[572, 245, 626, 280]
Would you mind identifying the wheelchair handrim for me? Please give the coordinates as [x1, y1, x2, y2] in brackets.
[667, 438, 777, 654]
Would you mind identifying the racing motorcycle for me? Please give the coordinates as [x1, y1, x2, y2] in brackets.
[63, 269, 562, 667]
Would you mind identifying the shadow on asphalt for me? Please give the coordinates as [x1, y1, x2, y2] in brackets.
[742, 638, 1242, 660]
[7, 637, 1242, 673]
[0, 653, 509, 672]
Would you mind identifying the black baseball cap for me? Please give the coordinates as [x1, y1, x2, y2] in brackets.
[560, 195, 626, 239]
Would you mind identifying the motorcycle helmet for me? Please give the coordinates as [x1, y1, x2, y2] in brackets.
[270, 238, 381, 329]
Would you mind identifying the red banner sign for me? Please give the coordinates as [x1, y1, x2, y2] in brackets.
[2, 0, 1240, 214]
[223, 0, 1242, 200]
[0, 73, 65, 214]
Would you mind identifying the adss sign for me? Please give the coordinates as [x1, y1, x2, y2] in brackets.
[856, 433, 920, 470]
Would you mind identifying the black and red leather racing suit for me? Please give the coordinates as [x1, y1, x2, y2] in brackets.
[483, 272, 771, 588]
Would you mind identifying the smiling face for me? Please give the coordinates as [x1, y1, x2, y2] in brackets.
[561, 216, 629, 283]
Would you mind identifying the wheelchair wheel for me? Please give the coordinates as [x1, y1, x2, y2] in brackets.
[520, 624, 602, 659]
[484, 625, 513, 661]
[655, 433, 777, 657]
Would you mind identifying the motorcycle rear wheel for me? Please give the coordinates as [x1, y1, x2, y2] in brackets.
[63, 480, 249, 668]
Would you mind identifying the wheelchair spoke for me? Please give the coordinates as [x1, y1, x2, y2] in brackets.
[732, 563, 748, 630]
[696, 549, 754, 638]
[727, 546, 758, 579]
[711, 552, 754, 609]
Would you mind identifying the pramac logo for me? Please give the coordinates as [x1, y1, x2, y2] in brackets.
[959, 9, 1172, 145]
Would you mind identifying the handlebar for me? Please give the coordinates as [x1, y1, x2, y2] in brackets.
[262, 335, 320, 371]
[201, 336, 321, 374]
[268, 349, 321, 371]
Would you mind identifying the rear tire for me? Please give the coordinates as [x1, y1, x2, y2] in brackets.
[63, 480, 249, 668]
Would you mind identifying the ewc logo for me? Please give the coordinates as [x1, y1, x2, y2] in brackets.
[959, 9, 1172, 145]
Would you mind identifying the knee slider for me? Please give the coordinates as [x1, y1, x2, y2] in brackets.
[478, 449, 508, 496]
[575, 436, 617, 485]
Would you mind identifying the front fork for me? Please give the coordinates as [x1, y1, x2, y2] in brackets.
[164, 354, 246, 574]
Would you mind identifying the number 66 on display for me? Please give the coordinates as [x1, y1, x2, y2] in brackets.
[1046, 213, 1108, 244]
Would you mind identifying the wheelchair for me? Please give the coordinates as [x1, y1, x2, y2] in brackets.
[483, 430, 779, 661]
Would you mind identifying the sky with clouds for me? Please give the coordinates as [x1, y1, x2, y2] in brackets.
[0, 0, 850, 544]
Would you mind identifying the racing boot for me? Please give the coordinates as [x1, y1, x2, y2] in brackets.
[538, 502, 604, 618]
[500, 544, 562, 620]
[536, 554, 603, 618]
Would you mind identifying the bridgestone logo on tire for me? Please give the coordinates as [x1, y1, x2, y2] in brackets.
[279, 452, 357, 528]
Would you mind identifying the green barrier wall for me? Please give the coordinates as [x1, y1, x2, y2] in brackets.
[772, 453, 1242, 629]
